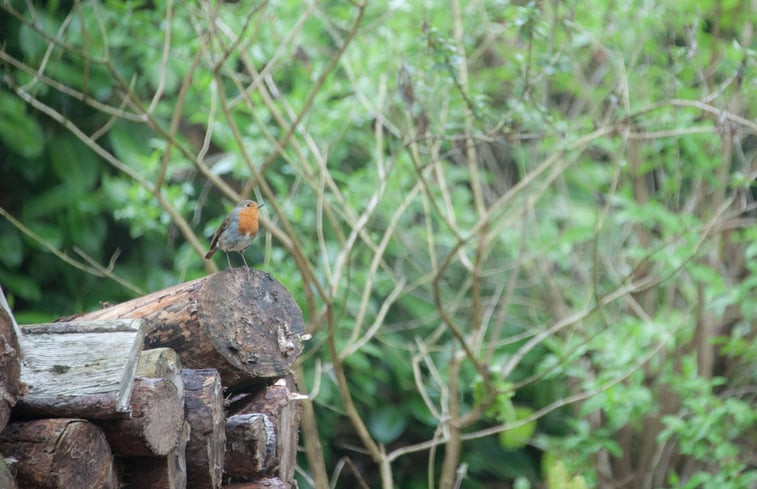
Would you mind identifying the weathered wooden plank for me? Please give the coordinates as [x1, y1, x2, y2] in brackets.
[16, 319, 146, 417]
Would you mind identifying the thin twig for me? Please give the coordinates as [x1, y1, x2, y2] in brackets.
[0, 207, 142, 295]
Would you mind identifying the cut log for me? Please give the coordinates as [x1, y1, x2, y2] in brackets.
[77, 268, 306, 388]
[15, 319, 146, 419]
[118, 420, 190, 489]
[0, 290, 21, 431]
[138, 347, 185, 400]
[183, 369, 226, 489]
[226, 377, 301, 485]
[0, 455, 17, 489]
[98, 377, 184, 456]
[224, 413, 276, 479]
[0, 418, 113, 489]
[222, 478, 288, 489]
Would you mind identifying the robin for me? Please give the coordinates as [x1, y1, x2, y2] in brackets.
[204, 200, 264, 268]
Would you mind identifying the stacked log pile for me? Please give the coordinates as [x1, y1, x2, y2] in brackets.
[0, 269, 307, 489]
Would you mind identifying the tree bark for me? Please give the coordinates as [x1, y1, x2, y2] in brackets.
[224, 413, 276, 479]
[15, 319, 146, 419]
[77, 268, 306, 389]
[226, 377, 301, 486]
[0, 418, 113, 489]
[183, 369, 225, 489]
[0, 296, 21, 432]
[98, 377, 184, 456]
[117, 420, 191, 489]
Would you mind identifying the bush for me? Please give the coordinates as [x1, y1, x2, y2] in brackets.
[1, 0, 756, 487]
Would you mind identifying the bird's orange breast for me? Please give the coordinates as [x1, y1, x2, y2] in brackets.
[237, 207, 259, 236]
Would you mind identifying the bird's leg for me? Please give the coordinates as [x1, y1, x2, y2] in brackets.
[239, 251, 249, 268]
[224, 251, 232, 269]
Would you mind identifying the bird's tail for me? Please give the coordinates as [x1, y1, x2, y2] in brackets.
[204, 249, 216, 259]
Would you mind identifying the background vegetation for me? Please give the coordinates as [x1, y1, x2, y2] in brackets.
[1, 0, 756, 487]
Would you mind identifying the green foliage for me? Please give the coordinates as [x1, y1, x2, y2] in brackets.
[0, 92, 44, 158]
[1, 0, 756, 488]
[658, 359, 757, 489]
[543, 453, 589, 489]
[498, 406, 537, 450]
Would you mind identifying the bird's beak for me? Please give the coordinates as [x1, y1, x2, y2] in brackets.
[258, 203, 265, 208]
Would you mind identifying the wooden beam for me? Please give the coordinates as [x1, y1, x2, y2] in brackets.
[16, 319, 146, 418]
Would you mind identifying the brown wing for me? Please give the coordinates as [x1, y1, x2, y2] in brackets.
[205, 214, 232, 259]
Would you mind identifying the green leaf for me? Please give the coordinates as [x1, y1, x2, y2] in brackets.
[108, 122, 156, 171]
[368, 405, 409, 444]
[0, 230, 24, 267]
[498, 406, 537, 450]
[0, 270, 42, 302]
[50, 135, 100, 191]
[67, 203, 107, 255]
[18, 20, 49, 61]
[23, 222, 63, 251]
[21, 186, 72, 220]
[0, 92, 44, 159]
[543, 453, 589, 489]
